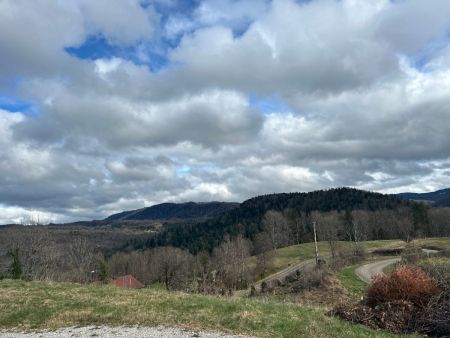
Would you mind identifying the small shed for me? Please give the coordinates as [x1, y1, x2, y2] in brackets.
[110, 274, 144, 289]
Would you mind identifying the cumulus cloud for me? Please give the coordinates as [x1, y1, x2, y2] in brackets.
[1, 0, 450, 223]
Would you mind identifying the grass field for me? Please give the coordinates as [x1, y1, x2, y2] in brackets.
[0, 279, 413, 338]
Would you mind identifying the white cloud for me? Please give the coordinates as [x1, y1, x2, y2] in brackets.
[1, 0, 450, 223]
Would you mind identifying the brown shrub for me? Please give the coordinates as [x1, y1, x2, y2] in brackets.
[366, 265, 440, 307]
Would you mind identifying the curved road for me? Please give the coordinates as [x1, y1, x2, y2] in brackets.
[355, 258, 401, 284]
[254, 248, 438, 289]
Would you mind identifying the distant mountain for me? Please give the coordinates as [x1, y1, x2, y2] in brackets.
[105, 201, 240, 222]
[398, 188, 450, 206]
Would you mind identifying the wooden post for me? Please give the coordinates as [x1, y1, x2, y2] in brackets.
[313, 221, 319, 265]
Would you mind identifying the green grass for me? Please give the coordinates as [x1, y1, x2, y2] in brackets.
[337, 266, 368, 301]
[0, 279, 411, 338]
[251, 240, 404, 279]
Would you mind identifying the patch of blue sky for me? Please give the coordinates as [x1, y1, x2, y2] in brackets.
[65, 35, 170, 73]
[408, 31, 450, 72]
[176, 163, 223, 177]
[176, 164, 191, 177]
[249, 95, 292, 114]
[232, 21, 253, 38]
[0, 95, 38, 116]
[147, 0, 200, 16]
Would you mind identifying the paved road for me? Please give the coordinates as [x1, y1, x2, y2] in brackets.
[355, 258, 401, 284]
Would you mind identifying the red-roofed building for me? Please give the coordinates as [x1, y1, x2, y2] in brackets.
[110, 275, 144, 289]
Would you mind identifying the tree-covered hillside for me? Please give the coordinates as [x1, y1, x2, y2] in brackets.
[127, 188, 408, 253]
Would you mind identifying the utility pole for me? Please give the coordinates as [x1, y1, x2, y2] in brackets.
[313, 221, 319, 265]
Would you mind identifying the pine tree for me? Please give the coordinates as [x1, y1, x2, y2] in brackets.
[8, 247, 22, 279]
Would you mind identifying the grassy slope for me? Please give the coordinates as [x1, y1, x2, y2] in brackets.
[337, 266, 368, 301]
[0, 280, 410, 338]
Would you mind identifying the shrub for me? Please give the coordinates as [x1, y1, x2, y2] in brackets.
[366, 266, 440, 307]
[401, 246, 424, 264]
[331, 248, 366, 270]
[290, 266, 326, 292]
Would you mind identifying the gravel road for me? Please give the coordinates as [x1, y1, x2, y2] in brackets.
[254, 258, 316, 291]
[0, 326, 252, 338]
[355, 258, 401, 284]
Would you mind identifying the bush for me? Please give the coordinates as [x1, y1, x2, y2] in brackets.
[331, 248, 366, 270]
[366, 266, 440, 307]
[401, 246, 424, 264]
[290, 266, 326, 292]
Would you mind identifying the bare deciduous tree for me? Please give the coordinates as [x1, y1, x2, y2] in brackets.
[152, 246, 195, 290]
[253, 232, 274, 278]
[212, 235, 252, 290]
[311, 211, 341, 258]
[262, 210, 290, 250]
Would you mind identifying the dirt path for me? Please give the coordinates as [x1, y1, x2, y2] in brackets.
[355, 258, 401, 284]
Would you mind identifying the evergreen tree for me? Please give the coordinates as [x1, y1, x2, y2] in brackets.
[98, 260, 109, 283]
[8, 247, 22, 279]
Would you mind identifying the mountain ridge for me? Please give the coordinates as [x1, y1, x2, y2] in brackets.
[398, 188, 450, 206]
[105, 201, 240, 221]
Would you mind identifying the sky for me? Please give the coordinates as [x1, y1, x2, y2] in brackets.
[1, 0, 450, 224]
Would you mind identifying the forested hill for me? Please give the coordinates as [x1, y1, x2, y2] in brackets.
[128, 188, 407, 253]
[240, 188, 402, 215]
[398, 188, 450, 206]
[105, 202, 240, 221]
